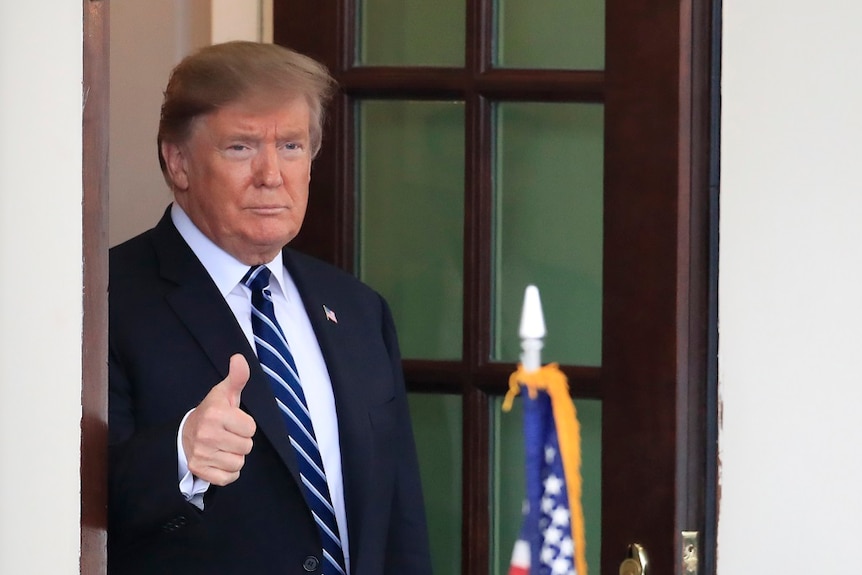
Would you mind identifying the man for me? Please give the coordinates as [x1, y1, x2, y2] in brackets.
[108, 41, 432, 574]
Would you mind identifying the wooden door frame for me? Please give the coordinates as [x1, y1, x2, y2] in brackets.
[601, 0, 718, 573]
[82, 0, 109, 573]
[274, 2, 720, 574]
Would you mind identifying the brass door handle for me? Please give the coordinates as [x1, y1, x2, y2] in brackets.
[619, 543, 648, 575]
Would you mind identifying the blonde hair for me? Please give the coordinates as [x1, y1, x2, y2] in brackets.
[157, 41, 336, 177]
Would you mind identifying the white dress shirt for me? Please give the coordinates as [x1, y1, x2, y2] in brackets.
[171, 203, 350, 568]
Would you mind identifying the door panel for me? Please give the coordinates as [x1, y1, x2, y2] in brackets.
[357, 99, 466, 360]
[409, 393, 464, 575]
[492, 102, 604, 367]
[495, 0, 605, 70]
[275, 1, 712, 573]
[358, 0, 465, 66]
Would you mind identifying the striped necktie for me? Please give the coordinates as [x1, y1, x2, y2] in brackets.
[242, 265, 346, 575]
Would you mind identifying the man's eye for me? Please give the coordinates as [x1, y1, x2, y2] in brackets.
[281, 142, 302, 151]
[228, 144, 249, 151]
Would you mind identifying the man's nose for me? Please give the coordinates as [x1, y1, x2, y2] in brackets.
[254, 146, 283, 188]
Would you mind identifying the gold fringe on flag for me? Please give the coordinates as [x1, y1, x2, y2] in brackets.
[503, 363, 588, 575]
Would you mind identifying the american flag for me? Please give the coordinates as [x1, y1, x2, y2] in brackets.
[323, 304, 338, 324]
[504, 363, 587, 575]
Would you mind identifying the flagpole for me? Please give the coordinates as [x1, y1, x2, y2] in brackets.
[504, 285, 547, 575]
[519, 285, 546, 373]
[505, 285, 589, 575]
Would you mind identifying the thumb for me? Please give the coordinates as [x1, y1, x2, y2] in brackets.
[222, 353, 250, 407]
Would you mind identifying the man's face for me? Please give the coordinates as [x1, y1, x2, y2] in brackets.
[163, 96, 313, 264]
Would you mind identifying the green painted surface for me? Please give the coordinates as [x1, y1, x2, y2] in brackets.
[358, 0, 465, 66]
[357, 100, 465, 360]
[493, 103, 604, 367]
[496, 0, 605, 70]
[408, 394, 464, 575]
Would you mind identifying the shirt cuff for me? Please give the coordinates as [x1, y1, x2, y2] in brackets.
[177, 408, 210, 510]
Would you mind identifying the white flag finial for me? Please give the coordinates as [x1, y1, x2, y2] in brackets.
[519, 285, 546, 372]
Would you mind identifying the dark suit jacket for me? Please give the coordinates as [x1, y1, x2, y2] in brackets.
[107, 209, 431, 574]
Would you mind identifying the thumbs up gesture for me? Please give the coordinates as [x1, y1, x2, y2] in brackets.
[182, 354, 257, 486]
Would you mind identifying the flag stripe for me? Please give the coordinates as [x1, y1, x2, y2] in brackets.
[508, 539, 530, 575]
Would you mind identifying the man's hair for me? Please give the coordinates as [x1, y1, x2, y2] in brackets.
[157, 41, 336, 179]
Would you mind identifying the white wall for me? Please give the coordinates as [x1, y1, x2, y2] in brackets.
[718, 2, 862, 573]
[211, 0, 273, 45]
[109, 0, 212, 246]
[0, 3, 83, 574]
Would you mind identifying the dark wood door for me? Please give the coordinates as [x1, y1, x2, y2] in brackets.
[273, 1, 716, 574]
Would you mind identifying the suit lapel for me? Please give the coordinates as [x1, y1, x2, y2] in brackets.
[283, 250, 378, 552]
[150, 211, 303, 485]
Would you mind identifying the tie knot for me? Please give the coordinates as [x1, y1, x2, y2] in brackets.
[241, 265, 271, 292]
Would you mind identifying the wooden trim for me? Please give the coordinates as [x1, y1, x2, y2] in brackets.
[461, 387, 490, 575]
[464, 92, 492, 371]
[675, 1, 716, 574]
[81, 0, 109, 573]
[339, 67, 469, 97]
[338, 67, 605, 102]
[273, 0, 343, 265]
[600, 0, 715, 572]
[674, 0, 715, 569]
[703, 2, 723, 573]
[461, 4, 492, 570]
[602, 0, 682, 571]
[471, 69, 605, 102]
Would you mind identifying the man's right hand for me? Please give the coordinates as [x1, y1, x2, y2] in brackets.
[182, 353, 257, 486]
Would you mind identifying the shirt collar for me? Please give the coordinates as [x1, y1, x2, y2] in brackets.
[170, 202, 286, 297]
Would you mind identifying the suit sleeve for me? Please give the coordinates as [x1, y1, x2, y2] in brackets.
[378, 297, 434, 574]
[107, 344, 203, 552]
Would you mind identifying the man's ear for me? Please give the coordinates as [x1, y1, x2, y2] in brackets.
[162, 141, 190, 191]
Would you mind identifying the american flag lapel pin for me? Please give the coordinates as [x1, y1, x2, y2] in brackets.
[323, 305, 338, 324]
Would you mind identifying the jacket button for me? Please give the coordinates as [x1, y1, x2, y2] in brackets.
[302, 555, 320, 572]
[161, 515, 187, 533]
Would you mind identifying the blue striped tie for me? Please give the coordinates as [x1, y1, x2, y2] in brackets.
[242, 265, 346, 575]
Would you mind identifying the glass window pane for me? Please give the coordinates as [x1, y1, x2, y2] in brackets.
[496, 0, 605, 70]
[409, 393, 463, 575]
[490, 396, 601, 575]
[492, 103, 603, 366]
[357, 100, 465, 360]
[358, 0, 465, 66]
